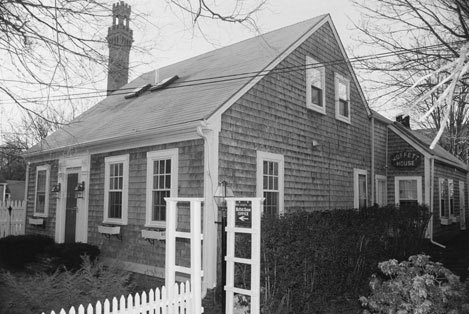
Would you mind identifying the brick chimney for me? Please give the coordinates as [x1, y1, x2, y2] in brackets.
[106, 1, 133, 95]
[396, 115, 411, 129]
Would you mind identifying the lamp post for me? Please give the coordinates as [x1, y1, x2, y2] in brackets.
[7, 205, 12, 235]
[214, 180, 234, 314]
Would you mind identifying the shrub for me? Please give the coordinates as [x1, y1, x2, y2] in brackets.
[47, 242, 100, 272]
[0, 234, 54, 271]
[0, 256, 135, 314]
[260, 204, 430, 314]
[360, 255, 469, 314]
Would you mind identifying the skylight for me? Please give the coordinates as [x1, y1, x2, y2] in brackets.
[124, 83, 152, 99]
[150, 75, 179, 92]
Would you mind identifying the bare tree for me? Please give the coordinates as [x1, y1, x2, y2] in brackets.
[0, 0, 265, 126]
[352, 0, 469, 160]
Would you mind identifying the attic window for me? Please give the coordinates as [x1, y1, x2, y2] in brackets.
[124, 83, 152, 99]
[150, 75, 179, 92]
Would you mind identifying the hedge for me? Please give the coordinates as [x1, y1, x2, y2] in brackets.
[260, 204, 431, 314]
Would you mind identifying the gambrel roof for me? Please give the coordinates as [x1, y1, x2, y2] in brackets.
[26, 14, 370, 157]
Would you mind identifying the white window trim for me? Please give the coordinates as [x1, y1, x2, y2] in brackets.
[395, 176, 422, 205]
[305, 56, 326, 114]
[256, 151, 284, 216]
[334, 72, 351, 124]
[145, 148, 179, 228]
[103, 154, 129, 225]
[34, 164, 50, 217]
[375, 174, 387, 207]
[353, 169, 368, 209]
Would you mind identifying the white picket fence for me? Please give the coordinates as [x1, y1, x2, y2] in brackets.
[0, 200, 26, 238]
[44, 281, 198, 314]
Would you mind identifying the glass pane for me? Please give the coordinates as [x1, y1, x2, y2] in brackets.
[310, 68, 322, 88]
[37, 170, 47, 192]
[166, 160, 171, 174]
[36, 193, 45, 213]
[339, 99, 348, 116]
[311, 87, 322, 106]
[338, 81, 347, 100]
[109, 191, 122, 218]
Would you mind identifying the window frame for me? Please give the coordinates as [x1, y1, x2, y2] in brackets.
[334, 72, 351, 124]
[34, 164, 50, 217]
[256, 151, 284, 216]
[305, 56, 326, 114]
[395, 176, 422, 206]
[375, 174, 387, 207]
[353, 169, 368, 209]
[145, 149, 179, 228]
[103, 154, 129, 225]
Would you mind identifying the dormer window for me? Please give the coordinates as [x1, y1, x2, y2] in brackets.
[335, 73, 351, 123]
[305, 56, 325, 114]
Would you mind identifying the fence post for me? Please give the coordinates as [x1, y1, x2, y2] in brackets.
[191, 200, 202, 314]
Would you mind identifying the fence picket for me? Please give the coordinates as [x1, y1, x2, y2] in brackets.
[0, 200, 26, 238]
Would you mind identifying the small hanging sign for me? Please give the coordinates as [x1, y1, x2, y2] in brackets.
[391, 151, 421, 168]
[235, 200, 252, 228]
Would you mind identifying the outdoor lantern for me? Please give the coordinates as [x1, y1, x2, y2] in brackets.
[74, 181, 85, 198]
[52, 183, 61, 193]
[214, 180, 234, 209]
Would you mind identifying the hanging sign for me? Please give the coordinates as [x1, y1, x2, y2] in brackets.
[391, 151, 421, 168]
[235, 200, 252, 228]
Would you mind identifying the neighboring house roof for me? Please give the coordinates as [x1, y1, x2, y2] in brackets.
[25, 14, 371, 157]
[5, 180, 25, 201]
[372, 109, 467, 171]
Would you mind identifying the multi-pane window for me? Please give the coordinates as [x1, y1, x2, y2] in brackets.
[263, 160, 279, 216]
[449, 179, 454, 216]
[439, 178, 448, 217]
[108, 162, 124, 219]
[257, 151, 284, 217]
[376, 175, 387, 207]
[395, 177, 421, 207]
[306, 56, 325, 113]
[335, 73, 351, 123]
[354, 169, 367, 209]
[104, 155, 129, 224]
[146, 149, 178, 227]
[34, 165, 50, 216]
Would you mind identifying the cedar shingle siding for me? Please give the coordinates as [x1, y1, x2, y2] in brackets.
[220, 22, 371, 211]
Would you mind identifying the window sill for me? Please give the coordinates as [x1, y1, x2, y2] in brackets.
[141, 229, 166, 241]
[102, 219, 127, 226]
[306, 104, 326, 115]
[28, 217, 44, 226]
[98, 225, 121, 235]
[440, 217, 451, 225]
[335, 114, 351, 124]
[33, 213, 48, 218]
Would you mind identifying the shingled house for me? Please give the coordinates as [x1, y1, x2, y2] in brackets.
[22, 10, 467, 288]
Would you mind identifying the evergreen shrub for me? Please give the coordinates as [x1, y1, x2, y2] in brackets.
[47, 242, 100, 272]
[260, 204, 430, 314]
[0, 234, 54, 270]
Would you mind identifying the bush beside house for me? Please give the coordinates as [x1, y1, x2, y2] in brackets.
[260, 205, 431, 314]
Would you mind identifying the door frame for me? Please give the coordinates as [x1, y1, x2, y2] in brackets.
[55, 155, 90, 243]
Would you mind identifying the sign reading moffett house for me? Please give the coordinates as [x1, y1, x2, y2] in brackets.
[391, 151, 421, 168]
[235, 200, 252, 228]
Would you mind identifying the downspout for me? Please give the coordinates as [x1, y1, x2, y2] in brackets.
[429, 158, 446, 248]
[196, 118, 220, 293]
[371, 117, 375, 205]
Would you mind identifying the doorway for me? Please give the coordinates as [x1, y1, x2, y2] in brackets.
[64, 171, 79, 243]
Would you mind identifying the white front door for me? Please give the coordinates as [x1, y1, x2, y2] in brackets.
[56, 155, 90, 243]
